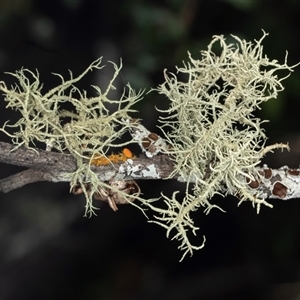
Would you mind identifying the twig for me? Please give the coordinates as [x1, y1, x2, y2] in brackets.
[0, 141, 176, 192]
[1, 141, 300, 203]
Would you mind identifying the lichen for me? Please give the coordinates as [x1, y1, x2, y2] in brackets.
[0, 58, 143, 216]
[149, 30, 297, 260]
[91, 148, 134, 166]
[0, 32, 298, 260]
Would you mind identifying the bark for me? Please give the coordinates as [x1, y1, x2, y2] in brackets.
[0, 141, 175, 192]
[0, 141, 299, 202]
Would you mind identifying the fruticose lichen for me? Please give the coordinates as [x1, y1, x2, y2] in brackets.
[0, 32, 298, 261]
[147, 31, 297, 260]
[0, 58, 143, 215]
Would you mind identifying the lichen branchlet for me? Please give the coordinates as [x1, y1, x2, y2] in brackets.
[0, 58, 143, 215]
[150, 31, 298, 260]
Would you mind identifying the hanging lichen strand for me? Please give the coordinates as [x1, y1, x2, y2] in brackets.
[0, 58, 143, 216]
[151, 31, 297, 260]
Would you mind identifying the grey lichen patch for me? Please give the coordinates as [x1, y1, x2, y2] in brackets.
[150, 31, 297, 260]
[141, 164, 160, 178]
[0, 58, 143, 216]
[119, 159, 160, 179]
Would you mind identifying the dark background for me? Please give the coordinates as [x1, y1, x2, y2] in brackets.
[0, 0, 300, 299]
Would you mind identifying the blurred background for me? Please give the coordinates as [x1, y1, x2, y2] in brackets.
[0, 0, 300, 299]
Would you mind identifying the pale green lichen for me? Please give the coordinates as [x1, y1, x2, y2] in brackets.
[0, 32, 298, 261]
[0, 58, 143, 216]
[148, 31, 297, 260]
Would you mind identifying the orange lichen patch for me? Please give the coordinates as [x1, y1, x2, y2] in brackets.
[91, 148, 134, 166]
[91, 154, 110, 166]
[122, 148, 133, 158]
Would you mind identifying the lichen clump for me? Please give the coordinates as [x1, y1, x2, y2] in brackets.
[0, 32, 297, 260]
[149, 31, 296, 260]
[0, 58, 142, 215]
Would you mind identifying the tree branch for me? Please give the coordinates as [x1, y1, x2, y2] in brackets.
[0, 141, 176, 192]
[0, 141, 76, 173]
[0, 169, 54, 192]
[1, 141, 300, 203]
